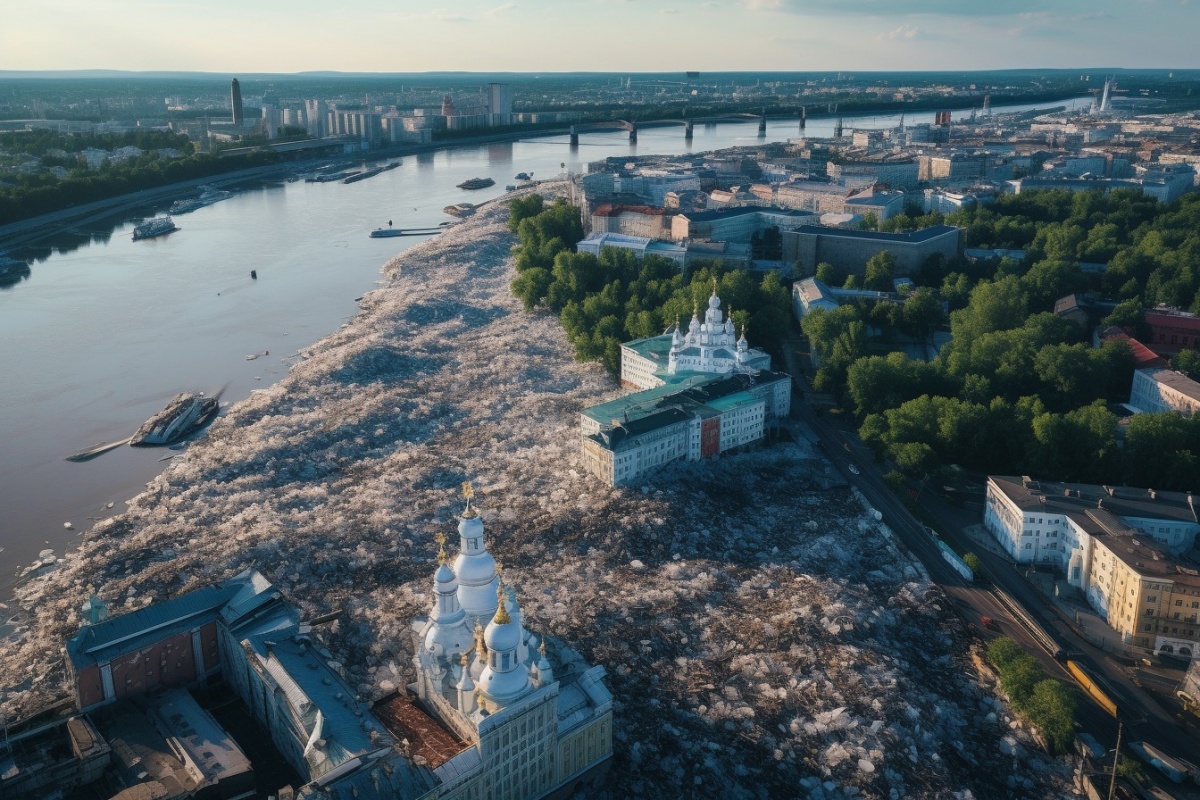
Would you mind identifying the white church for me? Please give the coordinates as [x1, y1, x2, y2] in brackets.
[619, 284, 772, 390]
[406, 485, 614, 800]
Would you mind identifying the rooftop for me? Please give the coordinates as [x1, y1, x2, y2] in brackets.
[678, 206, 816, 223]
[1082, 508, 1200, 588]
[989, 475, 1200, 528]
[790, 224, 961, 243]
[1099, 329, 1167, 369]
[374, 694, 470, 769]
[1139, 367, 1200, 403]
[591, 204, 668, 217]
[67, 582, 242, 670]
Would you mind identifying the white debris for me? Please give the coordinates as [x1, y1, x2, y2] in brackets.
[0, 187, 1071, 800]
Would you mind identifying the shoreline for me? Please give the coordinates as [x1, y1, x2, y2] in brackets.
[0, 93, 1088, 252]
[0, 186, 1069, 797]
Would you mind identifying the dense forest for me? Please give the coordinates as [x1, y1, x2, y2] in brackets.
[508, 195, 793, 375]
[801, 188, 1200, 491]
[0, 130, 281, 226]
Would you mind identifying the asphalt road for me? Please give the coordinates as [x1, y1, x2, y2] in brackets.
[780, 338, 1200, 778]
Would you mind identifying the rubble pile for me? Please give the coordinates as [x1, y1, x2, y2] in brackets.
[1, 188, 1069, 798]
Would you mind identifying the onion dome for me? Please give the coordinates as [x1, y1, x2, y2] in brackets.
[478, 580, 532, 706]
[453, 482, 499, 619]
[424, 533, 472, 658]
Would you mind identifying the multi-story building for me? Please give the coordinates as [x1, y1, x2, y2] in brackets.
[61, 490, 613, 800]
[984, 476, 1200, 657]
[782, 224, 962, 277]
[1130, 367, 1200, 415]
[1145, 307, 1200, 356]
[670, 206, 816, 243]
[485, 82, 513, 127]
[588, 204, 672, 238]
[826, 158, 919, 190]
[576, 233, 687, 267]
[230, 78, 244, 126]
[580, 371, 789, 486]
[1008, 163, 1195, 204]
[582, 290, 790, 486]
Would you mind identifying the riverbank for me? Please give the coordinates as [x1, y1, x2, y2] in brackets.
[0, 93, 1088, 254]
[1, 186, 1068, 798]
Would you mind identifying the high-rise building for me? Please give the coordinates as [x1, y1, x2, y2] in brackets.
[486, 82, 513, 127]
[304, 98, 325, 138]
[230, 78, 244, 126]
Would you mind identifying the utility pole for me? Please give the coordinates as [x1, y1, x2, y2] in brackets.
[1106, 719, 1123, 800]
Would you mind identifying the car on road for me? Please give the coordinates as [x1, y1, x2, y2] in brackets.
[848, 464, 860, 475]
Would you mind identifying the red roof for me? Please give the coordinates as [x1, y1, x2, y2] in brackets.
[1100, 329, 1167, 369]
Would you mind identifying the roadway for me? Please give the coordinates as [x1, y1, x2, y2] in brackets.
[780, 338, 1200, 776]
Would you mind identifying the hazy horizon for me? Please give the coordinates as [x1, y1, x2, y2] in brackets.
[5, 0, 1199, 74]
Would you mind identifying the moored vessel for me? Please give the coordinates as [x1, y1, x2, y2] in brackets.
[130, 392, 219, 446]
[456, 177, 495, 190]
[132, 216, 179, 241]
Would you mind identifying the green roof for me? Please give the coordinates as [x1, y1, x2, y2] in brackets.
[583, 374, 713, 425]
[622, 334, 674, 363]
[705, 390, 762, 412]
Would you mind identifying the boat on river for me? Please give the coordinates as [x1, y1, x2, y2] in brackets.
[457, 177, 495, 190]
[132, 216, 178, 241]
[169, 186, 233, 215]
[130, 392, 219, 446]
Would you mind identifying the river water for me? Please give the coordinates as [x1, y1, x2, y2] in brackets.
[0, 97, 1085, 590]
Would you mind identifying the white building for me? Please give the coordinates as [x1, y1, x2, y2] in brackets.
[985, 476, 1200, 569]
[984, 476, 1200, 655]
[619, 288, 771, 390]
[407, 487, 614, 799]
[576, 233, 686, 267]
[1130, 367, 1200, 415]
[583, 290, 791, 486]
[791, 277, 839, 320]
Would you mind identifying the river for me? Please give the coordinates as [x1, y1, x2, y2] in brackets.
[0, 96, 1086, 591]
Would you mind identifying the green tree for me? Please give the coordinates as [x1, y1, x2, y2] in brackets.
[901, 288, 945, 344]
[508, 194, 545, 232]
[1025, 680, 1079, 755]
[815, 262, 845, 287]
[864, 251, 896, 292]
[1170, 349, 1200, 380]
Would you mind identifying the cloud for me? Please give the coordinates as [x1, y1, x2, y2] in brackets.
[485, 3, 516, 16]
[744, 0, 782, 9]
[883, 23, 920, 39]
[660, 6, 680, 12]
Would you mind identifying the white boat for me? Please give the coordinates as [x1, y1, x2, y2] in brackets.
[130, 392, 219, 446]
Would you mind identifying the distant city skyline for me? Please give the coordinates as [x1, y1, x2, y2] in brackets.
[5, 0, 1200, 73]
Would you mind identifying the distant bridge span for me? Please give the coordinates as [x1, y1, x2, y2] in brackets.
[567, 112, 789, 144]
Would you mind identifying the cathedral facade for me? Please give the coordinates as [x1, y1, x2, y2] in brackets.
[619, 287, 772, 391]
[407, 487, 614, 800]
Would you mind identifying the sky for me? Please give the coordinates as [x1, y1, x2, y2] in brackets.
[4, 0, 1200, 73]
